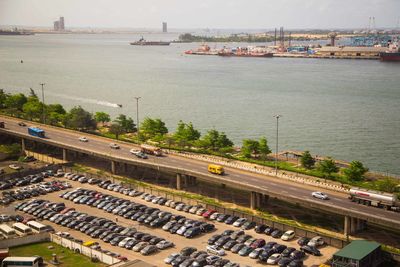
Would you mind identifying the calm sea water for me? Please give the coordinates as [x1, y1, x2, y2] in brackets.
[0, 33, 399, 174]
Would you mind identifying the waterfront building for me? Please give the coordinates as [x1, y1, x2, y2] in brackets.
[315, 46, 387, 59]
[53, 17, 65, 31]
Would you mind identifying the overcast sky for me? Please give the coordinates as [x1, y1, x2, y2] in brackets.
[0, 0, 399, 29]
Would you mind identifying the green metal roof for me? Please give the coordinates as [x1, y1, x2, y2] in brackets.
[334, 240, 381, 261]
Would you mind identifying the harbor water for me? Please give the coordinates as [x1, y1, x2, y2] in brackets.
[0, 33, 399, 174]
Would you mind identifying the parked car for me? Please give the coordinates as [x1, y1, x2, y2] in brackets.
[301, 245, 321, 256]
[307, 236, 324, 247]
[281, 230, 295, 241]
[206, 245, 225, 256]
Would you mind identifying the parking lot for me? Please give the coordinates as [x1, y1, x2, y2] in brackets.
[2, 169, 338, 266]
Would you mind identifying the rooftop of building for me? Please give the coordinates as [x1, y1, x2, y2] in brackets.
[334, 240, 381, 260]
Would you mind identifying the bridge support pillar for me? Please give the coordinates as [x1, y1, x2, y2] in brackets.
[111, 160, 116, 174]
[62, 148, 68, 162]
[350, 217, 357, 234]
[21, 138, 26, 154]
[123, 163, 128, 173]
[344, 216, 350, 236]
[250, 192, 261, 210]
[176, 174, 182, 190]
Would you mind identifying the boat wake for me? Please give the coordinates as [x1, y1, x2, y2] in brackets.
[47, 92, 121, 108]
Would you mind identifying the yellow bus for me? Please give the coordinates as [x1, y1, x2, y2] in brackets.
[208, 164, 224, 175]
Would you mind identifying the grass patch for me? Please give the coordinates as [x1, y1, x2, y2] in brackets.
[10, 242, 106, 267]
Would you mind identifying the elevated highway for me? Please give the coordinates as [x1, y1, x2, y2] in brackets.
[1, 115, 399, 235]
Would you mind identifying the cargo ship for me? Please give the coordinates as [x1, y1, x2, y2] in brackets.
[0, 29, 34, 35]
[380, 42, 400, 62]
[130, 37, 170, 46]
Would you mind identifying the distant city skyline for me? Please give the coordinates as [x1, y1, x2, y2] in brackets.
[0, 0, 399, 29]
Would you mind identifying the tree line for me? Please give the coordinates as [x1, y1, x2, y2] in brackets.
[1, 89, 395, 193]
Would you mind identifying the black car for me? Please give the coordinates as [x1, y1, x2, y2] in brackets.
[216, 214, 230, 222]
[200, 223, 215, 233]
[241, 221, 256, 230]
[231, 243, 245, 254]
[180, 246, 197, 256]
[184, 227, 202, 238]
[208, 234, 222, 245]
[259, 248, 277, 261]
[264, 226, 276, 235]
[273, 244, 287, 253]
[288, 260, 303, 267]
[271, 229, 283, 238]
[300, 245, 321, 256]
[278, 257, 292, 267]
[282, 247, 296, 257]
[297, 237, 310, 246]
[125, 238, 140, 249]
[223, 240, 238, 250]
[290, 250, 305, 260]
[215, 236, 231, 247]
[255, 224, 268, 233]
[169, 223, 182, 234]
[224, 215, 239, 225]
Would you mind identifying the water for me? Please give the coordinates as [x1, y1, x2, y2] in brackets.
[0, 33, 400, 174]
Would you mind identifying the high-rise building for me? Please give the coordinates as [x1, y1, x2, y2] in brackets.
[59, 17, 65, 31]
[162, 22, 167, 33]
[53, 17, 65, 31]
[53, 21, 60, 31]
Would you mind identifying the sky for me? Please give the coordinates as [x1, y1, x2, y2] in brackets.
[0, 0, 399, 29]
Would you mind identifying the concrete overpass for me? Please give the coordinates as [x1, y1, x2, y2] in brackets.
[1, 115, 399, 235]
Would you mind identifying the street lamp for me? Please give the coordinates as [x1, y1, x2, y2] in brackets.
[134, 97, 141, 142]
[273, 115, 282, 175]
[39, 83, 46, 123]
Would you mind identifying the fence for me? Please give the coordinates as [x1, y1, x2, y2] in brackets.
[50, 234, 120, 265]
[64, 166, 349, 249]
[0, 232, 50, 248]
[0, 164, 63, 181]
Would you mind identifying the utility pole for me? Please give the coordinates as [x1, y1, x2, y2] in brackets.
[273, 115, 282, 175]
[39, 83, 46, 124]
[134, 97, 141, 142]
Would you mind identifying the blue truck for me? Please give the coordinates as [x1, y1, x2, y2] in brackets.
[28, 127, 45, 138]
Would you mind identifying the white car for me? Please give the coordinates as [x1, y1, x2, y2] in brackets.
[130, 149, 140, 155]
[8, 164, 22, 170]
[79, 136, 88, 142]
[312, 191, 329, 200]
[206, 245, 225, 256]
[281, 230, 296, 241]
[307, 236, 324, 247]
[110, 143, 120, 149]
[267, 253, 282, 264]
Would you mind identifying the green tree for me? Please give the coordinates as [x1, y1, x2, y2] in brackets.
[4, 93, 27, 115]
[47, 104, 66, 115]
[199, 129, 233, 151]
[22, 98, 43, 121]
[64, 106, 96, 131]
[94, 112, 110, 126]
[258, 137, 271, 160]
[375, 177, 399, 193]
[28, 88, 38, 100]
[0, 89, 8, 108]
[343, 161, 369, 182]
[115, 114, 136, 133]
[47, 112, 65, 126]
[317, 157, 339, 177]
[301, 151, 315, 169]
[140, 117, 168, 140]
[173, 120, 201, 147]
[241, 139, 259, 158]
[109, 123, 124, 140]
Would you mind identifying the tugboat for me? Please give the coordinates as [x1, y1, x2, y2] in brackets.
[380, 41, 400, 62]
[130, 37, 170, 46]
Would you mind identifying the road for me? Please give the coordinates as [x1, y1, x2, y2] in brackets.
[1, 116, 399, 230]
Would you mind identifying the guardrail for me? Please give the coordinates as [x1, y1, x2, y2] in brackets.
[167, 150, 350, 193]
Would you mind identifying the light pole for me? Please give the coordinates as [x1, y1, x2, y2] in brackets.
[273, 115, 282, 175]
[134, 97, 141, 142]
[39, 83, 46, 123]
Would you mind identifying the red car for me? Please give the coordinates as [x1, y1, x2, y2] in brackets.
[250, 238, 266, 249]
[60, 207, 75, 214]
[202, 209, 217, 219]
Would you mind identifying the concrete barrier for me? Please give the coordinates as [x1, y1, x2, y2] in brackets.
[0, 232, 50, 248]
[50, 234, 120, 265]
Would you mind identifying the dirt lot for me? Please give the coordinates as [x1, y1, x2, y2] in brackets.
[2, 176, 338, 266]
